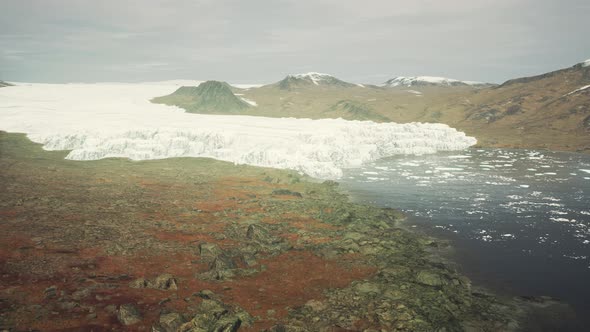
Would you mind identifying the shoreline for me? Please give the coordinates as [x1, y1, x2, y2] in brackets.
[0, 131, 579, 331]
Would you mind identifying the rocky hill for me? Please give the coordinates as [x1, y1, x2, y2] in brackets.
[152, 80, 251, 114]
[274, 72, 358, 90]
[454, 59, 590, 151]
[0, 81, 13, 88]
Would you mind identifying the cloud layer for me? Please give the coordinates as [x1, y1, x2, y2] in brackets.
[1, 0, 589, 84]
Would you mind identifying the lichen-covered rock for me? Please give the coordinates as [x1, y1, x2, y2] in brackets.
[416, 270, 447, 287]
[199, 243, 224, 259]
[117, 303, 142, 326]
[129, 274, 178, 290]
[179, 298, 251, 332]
[152, 274, 178, 290]
[156, 311, 186, 332]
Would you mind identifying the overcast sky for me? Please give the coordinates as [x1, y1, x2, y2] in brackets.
[1, 0, 589, 84]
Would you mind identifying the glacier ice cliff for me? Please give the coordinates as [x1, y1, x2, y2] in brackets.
[0, 83, 476, 179]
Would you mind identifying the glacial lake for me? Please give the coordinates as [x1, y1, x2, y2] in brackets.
[340, 148, 590, 320]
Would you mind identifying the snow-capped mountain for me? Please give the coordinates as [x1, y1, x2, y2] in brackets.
[276, 72, 358, 90]
[383, 76, 494, 88]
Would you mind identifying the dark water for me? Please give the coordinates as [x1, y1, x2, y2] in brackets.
[339, 148, 590, 324]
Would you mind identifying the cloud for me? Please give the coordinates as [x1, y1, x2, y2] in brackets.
[0, 0, 588, 83]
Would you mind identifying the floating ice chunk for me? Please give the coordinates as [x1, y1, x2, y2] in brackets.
[580, 169, 590, 174]
[400, 162, 421, 167]
[550, 210, 568, 215]
[519, 184, 530, 188]
[550, 217, 575, 223]
[435, 167, 463, 171]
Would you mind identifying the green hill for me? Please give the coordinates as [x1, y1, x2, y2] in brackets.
[152, 80, 251, 114]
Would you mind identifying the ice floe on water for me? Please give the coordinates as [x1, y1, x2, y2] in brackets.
[340, 147, 590, 267]
[0, 83, 476, 179]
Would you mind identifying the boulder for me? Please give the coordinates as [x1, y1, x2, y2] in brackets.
[158, 312, 186, 331]
[199, 243, 224, 258]
[117, 303, 142, 326]
[416, 270, 447, 287]
[152, 274, 179, 290]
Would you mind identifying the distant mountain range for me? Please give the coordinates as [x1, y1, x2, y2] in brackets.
[382, 76, 496, 88]
[274, 72, 358, 90]
[151, 58, 590, 152]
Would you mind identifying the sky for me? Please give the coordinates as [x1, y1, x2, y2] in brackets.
[1, 0, 589, 84]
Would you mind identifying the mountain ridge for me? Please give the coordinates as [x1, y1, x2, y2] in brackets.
[383, 76, 495, 88]
[273, 72, 358, 90]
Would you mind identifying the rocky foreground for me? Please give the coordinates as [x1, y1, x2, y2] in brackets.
[0, 132, 574, 331]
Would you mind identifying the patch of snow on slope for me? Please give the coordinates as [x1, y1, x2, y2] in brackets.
[240, 97, 258, 107]
[582, 59, 590, 68]
[564, 84, 590, 97]
[290, 72, 333, 85]
[0, 83, 477, 179]
[384, 76, 486, 87]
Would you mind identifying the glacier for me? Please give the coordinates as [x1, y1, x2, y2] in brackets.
[0, 83, 476, 179]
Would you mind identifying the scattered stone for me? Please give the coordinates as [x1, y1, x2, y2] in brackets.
[152, 274, 178, 290]
[105, 304, 116, 314]
[271, 189, 302, 198]
[129, 274, 178, 290]
[266, 324, 309, 332]
[304, 300, 326, 312]
[117, 304, 142, 326]
[158, 311, 186, 332]
[71, 288, 92, 301]
[195, 290, 216, 299]
[129, 277, 150, 289]
[416, 270, 447, 287]
[354, 282, 381, 295]
[199, 243, 223, 258]
[241, 253, 258, 267]
[44, 286, 58, 299]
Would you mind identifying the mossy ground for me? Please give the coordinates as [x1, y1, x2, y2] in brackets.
[0, 132, 572, 331]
